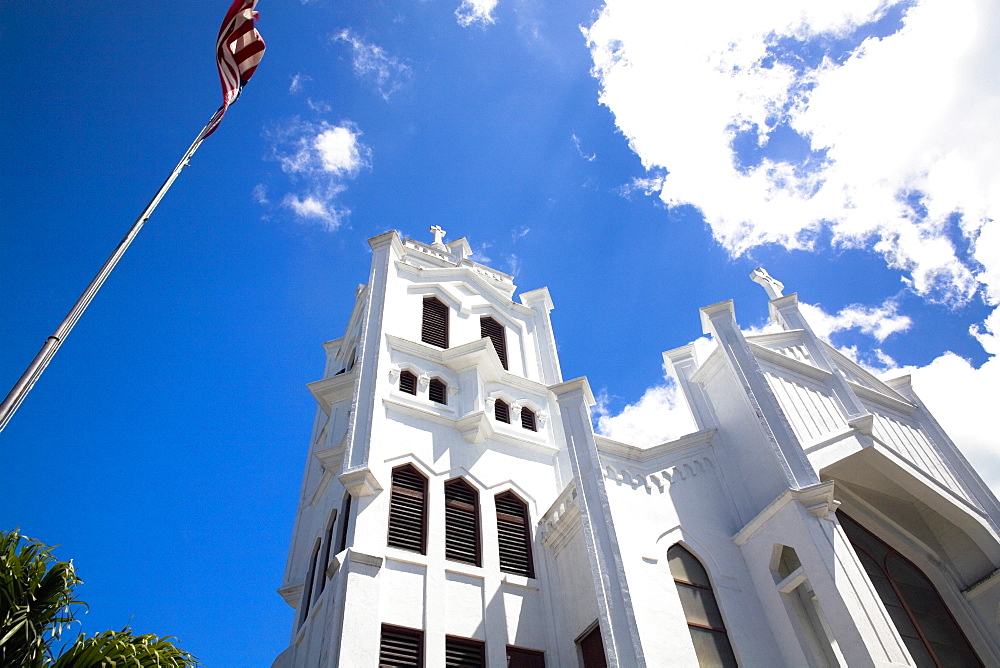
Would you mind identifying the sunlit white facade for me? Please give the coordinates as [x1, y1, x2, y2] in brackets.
[273, 230, 1000, 667]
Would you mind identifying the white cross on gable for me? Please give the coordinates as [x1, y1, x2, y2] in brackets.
[430, 225, 447, 247]
[750, 267, 785, 300]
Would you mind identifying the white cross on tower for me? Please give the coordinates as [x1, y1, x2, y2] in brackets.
[430, 225, 447, 248]
[750, 267, 785, 300]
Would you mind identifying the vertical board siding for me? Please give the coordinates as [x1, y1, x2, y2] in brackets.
[871, 412, 970, 501]
[765, 372, 844, 443]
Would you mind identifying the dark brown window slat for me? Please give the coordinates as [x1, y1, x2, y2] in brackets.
[507, 646, 545, 668]
[445, 636, 485, 668]
[380, 625, 424, 668]
[388, 465, 428, 554]
[494, 399, 510, 423]
[399, 370, 417, 395]
[429, 378, 447, 405]
[445, 478, 481, 566]
[496, 492, 534, 578]
[422, 297, 449, 348]
[520, 407, 537, 432]
[480, 317, 508, 370]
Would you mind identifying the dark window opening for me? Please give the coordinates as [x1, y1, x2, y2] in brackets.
[445, 636, 485, 668]
[319, 508, 338, 595]
[520, 407, 536, 432]
[495, 491, 534, 578]
[445, 478, 481, 566]
[668, 544, 738, 668]
[422, 297, 449, 349]
[839, 511, 982, 668]
[336, 493, 353, 553]
[399, 370, 417, 395]
[300, 538, 321, 627]
[480, 316, 508, 370]
[507, 646, 545, 668]
[494, 399, 510, 423]
[380, 624, 424, 668]
[387, 465, 428, 554]
[429, 378, 447, 405]
[577, 625, 607, 668]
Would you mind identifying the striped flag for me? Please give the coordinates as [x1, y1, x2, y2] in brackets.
[203, 0, 266, 138]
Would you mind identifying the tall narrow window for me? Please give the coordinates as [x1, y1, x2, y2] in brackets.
[445, 636, 485, 668]
[422, 297, 449, 348]
[495, 491, 534, 578]
[380, 624, 424, 668]
[299, 538, 321, 627]
[507, 646, 545, 668]
[577, 625, 607, 668]
[520, 407, 537, 432]
[445, 478, 480, 566]
[480, 316, 508, 370]
[429, 378, 447, 405]
[839, 511, 982, 668]
[668, 545, 738, 667]
[399, 370, 417, 395]
[494, 399, 510, 423]
[387, 465, 428, 554]
[318, 508, 338, 595]
[336, 493, 353, 553]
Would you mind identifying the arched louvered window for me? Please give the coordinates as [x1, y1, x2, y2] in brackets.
[668, 545, 738, 667]
[480, 316, 508, 370]
[399, 370, 417, 395]
[445, 636, 485, 667]
[838, 511, 982, 667]
[494, 399, 510, 423]
[495, 491, 534, 578]
[429, 378, 447, 405]
[520, 407, 536, 431]
[387, 465, 428, 554]
[422, 297, 449, 349]
[445, 478, 480, 566]
[380, 624, 423, 668]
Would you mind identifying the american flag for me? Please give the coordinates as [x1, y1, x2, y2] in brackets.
[203, 0, 266, 139]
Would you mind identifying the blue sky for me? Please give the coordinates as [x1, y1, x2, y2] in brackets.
[2, 0, 998, 664]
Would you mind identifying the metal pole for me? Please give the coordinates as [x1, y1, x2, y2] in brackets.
[0, 111, 221, 433]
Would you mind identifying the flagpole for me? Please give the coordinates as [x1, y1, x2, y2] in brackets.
[0, 110, 223, 434]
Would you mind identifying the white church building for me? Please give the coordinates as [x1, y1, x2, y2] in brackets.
[272, 229, 1000, 667]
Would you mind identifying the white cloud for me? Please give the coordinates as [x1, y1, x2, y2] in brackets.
[289, 73, 310, 94]
[572, 134, 596, 162]
[456, 0, 498, 27]
[334, 30, 412, 100]
[265, 119, 370, 229]
[252, 183, 269, 205]
[798, 300, 912, 343]
[894, 307, 1000, 496]
[584, 0, 1000, 307]
[595, 380, 698, 447]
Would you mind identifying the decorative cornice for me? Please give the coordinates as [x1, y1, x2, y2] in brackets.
[733, 481, 839, 546]
[595, 428, 716, 463]
[307, 371, 356, 414]
[339, 468, 383, 497]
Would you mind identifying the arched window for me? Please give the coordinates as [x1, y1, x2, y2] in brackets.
[299, 538, 322, 627]
[428, 378, 447, 405]
[444, 478, 480, 566]
[481, 316, 508, 370]
[422, 297, 449, 348]
[520, 406, 536, 431]
[495, 491, 534, 578]
[838, 511, 982, 667]
[399, 370, 417, 395]
[667, 545, 738, 667]
[318, 508, 339, 596]
[336, 492, 353, 553]
[494, 399, 510, 423]
[387, 465, 428, 554]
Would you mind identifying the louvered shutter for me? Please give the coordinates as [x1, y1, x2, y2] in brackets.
[480, 317, 508, 370]
[387, 466, 427, 554]
[445, 479, 480, 566]
[494, 399, 510, 423]
[429, 378, 447, 404]
[399, 370, 417, 395]
[495, 492, 534, 578]
[380, 625, 423, 668]
[422, 298, 449, 348]
[578, 626, 607, 668]
[507, 646, 546, 668]
[445, 636, 485, 668]
[520, 407, 537, 431]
